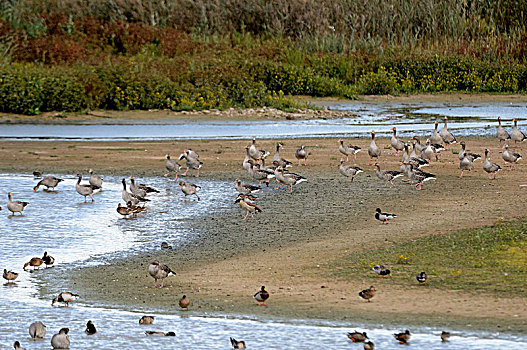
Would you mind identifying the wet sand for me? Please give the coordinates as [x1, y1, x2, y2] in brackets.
[2, 135, 527, 333]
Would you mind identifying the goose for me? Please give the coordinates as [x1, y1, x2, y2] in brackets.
[339, 139, 361, 161]
[372, 264, 391, 277]
[164, 154, 181, 178]
[249, 137, 270, 160]
[116, 203, 133, 217]
[243, 146, 252, 171]
[258, 157, 279, 185]
[400, 143, 410, 166]
[247, 160, 275, 187]
[145, 331, 176, 336]
[234, 179, 261, 194]
[404, 163, 436, 190]
[460, 154, 479, 178]
[274, 166, 307, 193]
[394, 330, 411, 344]
[179, 150, 203, 177]
[88, 169, 103, 188]
[458, 141, 481, 161]
[185, 148, 200, 160]
[33, 176, 63, 192]
[411, 136, 427, 154]
[121, 179, 149, 205]
[511, 119, 526, 143]
[51, 292, 79, 307]
[441, 331, 451, 342]
[421, 140, 437, 163]
[358, 286, 376, 302]
[51, 328, 70, 349]
[375, 208, 396, 224]
[42, 251, 55, 267]
[235, 194, 262, 220]
[390, 127, 405, 154]
[74, 174, 97, 202]
[339, 159, 363, 181]
[148, 259, 175, 288]
[502, 144, 522, 170]
[179, 295, 190, 309]
[483, 149, 501, 179]
[375, 163, 403, 188]
[409, 139, 419, 158]
[497, 117, 510, 142]
[23, 257, 44, 271]
[129, 176, 159, 197]
[3, 269, 18, 282]
[85, 320, 97, 335]
[29, 321, 46, 339]
[139, 316, 155, 325]
[406, 155, 429, 170]
[7, 192, 28, 215]
[368, 131, 381, 165]
[295, 144, 308, 166]
[416, 271, 427, 283]
[230, 337, 247, 349]
[440, 116, 456, 147]
[347, 331, 368, 342]
[364, 341, 375, 350]
[272, 143, 293, 168]
[178, 181, 201, 201]
[430, 121, 443, 145]
[13, 341, 25, 350]
[254, 285, 269, 306]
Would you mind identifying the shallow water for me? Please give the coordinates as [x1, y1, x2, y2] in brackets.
[1, 173, 527, 349]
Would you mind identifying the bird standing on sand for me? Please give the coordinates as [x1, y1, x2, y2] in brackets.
[254, 286, 269, 306]
[295, 144, 308, 166]
[430, 121, 443, 145]
[249, 137, 270, 160]
[339, 159, 363, 181]
[85, 320, 97, 335]
[51, 328, 70, 349]
[148, 259, 175, 288]
[139, 316, 155, 325]
[440, 116, 456, 147]
[416, 271, 428, 284]
[7, 192, 28, 215]
[51, 292, 79, 307]
[390, 127, 405, 154]
[511, 119, 526, 143]
[3, 269, 18, 282]
[375, 163, 403, 188]
[358, 286, 376, 302]
[497, 117, 510, 143]
[235, 194, 262, 220]
[372, 264, 391, 277]
[164, 154, 181, 178]
[29, 321, 46, 339]
[179, 295, 190, 309]
[33, 176, 63, 192]
[178, 181, 201, 201]
[230, 337, 247, 349]
[394, 330, 411, 344]
[339, 139, 361, 161]
[375, 208, 396, 224]
[502, 144, 522, 170]
[368, 131, 381, 165]
[347, 331, 368, 342]
[272, 143, 293, 168]
[274, 166, 307, 193]
[459, 154, 480, 178]
[179, 150, 203, 177]
[234, 179, 261, 195]
[483, 148, 501, 179]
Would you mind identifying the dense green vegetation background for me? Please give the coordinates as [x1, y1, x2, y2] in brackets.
[1, 0, 527, 114]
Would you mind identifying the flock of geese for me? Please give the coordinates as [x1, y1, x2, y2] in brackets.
[3, 116, 526, 349]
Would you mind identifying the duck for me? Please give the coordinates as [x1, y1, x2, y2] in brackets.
[248, 137, 270, 160]
[358, 286, 376, 302]
[459, 154, 479, 178]
[375, 163, 403, 188]
[394, 330, 411, 344]
[347, 331, 368, 342]
[179, 295, 190, 309]
[85, 320, 97, 335]
[161, 242, 172, 249]
[51, 328, 70, 349]
[179, 150, 203, 177]
[272, 143, 293, 168]
[390, 127, 405, 154]
[149, 259, 175, 288]
[497, 117, 511, 143]
[7, 192, 29, 215]
[139, 316, 155, 325]
[178, 181, 201, 201]
[430, 120, 443, 145]
[234, 179, 261, 195]
[254, 285, 269, 306]
[33, 171, 42, 178]
[368, 131, 381, 165]
[29, 321, 46, 339]
[372, 264, 391, 277]
[339, 159, 363, 181]
[483, 148, 502, 179]
[230, 337, 247, 349]
[416, 271, 427, 283]
[33, 176, 63, 192]
[129, 176, 159, 197]
[88, 169, 103, 188]
[74, 174, 98, 202]
[116, 203, 133, 217]
[375, 208, 396, 224]
[121, 179, 149, 205]
[440, 117, 456, 147]
[235, 194, 262, 220]
[274, 166, 307, 193]
[42, 251, 55, 267]
[145, 331, 176, 336]
[458, 141, 481, 161]
[511, 119, 526, 143]
[126, 201, 146, 215]
[164, 154, 181, 178]
[339, 139, 361, 161]
[13, 341, 25, 350]
[502, 144, 522, 170]
[364, 341, 375, 350]
[441, 331, 451, 342]
[3, 269, 18, 282]
[295, 144, 308, 166]
[51, 292, 79, 307]
[23, 257, 44, 271]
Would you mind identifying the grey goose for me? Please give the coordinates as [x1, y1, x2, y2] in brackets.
[375, 163, 403, 188]
[390, 127, 405, 154]
[339, 159, 363, 181]
[274, 166, 306, 193]
[248, 137, 270, 160]
[511, 118, 526, 143]
[179, 150, 203, 177]
[497, 117, 510, 143]
[430, 121, 443, 145]
[368, 131, 381, 165]
[440, 116, 456, 147]
[247, 160, 275, 186]
[29, 321, 46, 339]
[243, 146, 252, 172]
[458, 141, 481, 161]
[234, 179, 261, 194]
[51, 328, 70, 349]
[7, 192, 28, 215]
[148, 259, 175, 288]
[272, 143, 292, 168]
[178, 181, 201, 201]
[295, 144, 308, 166]
[339, 139, 361, 162]
[121, 179, 149, 205]
[88, 168, 103, 188]
[502, 144, 522, 170]
[74, 174, 98, 202]
[483, 148, 501, 179]
[129, 176, 159, 197]
[33, 176, 63, 192]
[164, 154, 181, 178]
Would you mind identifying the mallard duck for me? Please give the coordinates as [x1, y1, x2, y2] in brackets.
[160, 242, 172, 249]
[502, 144, 522, 170]
[511, 119, 526, 143]
[394, 330, 411, 344]
[23, 257, 44, 271]
[139, 316, 155, 325]
[364, 341, 375, 350]
[129, 176, 158, 197]
[33, 171, 42, 178]
[375, 163, 403, 188]
[29, 321, 46, 339]
[74, 174, 97, 202]
[116, 203, 133, 217]
[3, 269, 18, 282]
[249, 137, 270, 160]
[51, 292, 79, 307]
[88, 169, 103, 188]
[148, 259, 175, 288]
[254, 285, 269, 306]
[359, 286, 376, 302]
[440, 117, 456, 147]
[375, 208, 396, 224]
[274, 166, 307, 193]
[295, 144, 308, 166]
[416, 271, 427, 283]
[230, 337, 247, 349]
[42, 252, 55, 267]
[339, 139, 361, 162]
[51, 328, 70, 349]
[145, 331, 176, 336]
[178, 181, 201, 201]
[164, 154, 181, 178]
[347, 331, 368, 342]
[122, 179, 149, 205]
[179, 150, 203, 177]
[372, 264, 391, 277]
[126, 201, 146, 215]
[368, 131, 381, 165]
[441, 331, 451, 342]
[390, 127, 405, 154]
[33, 176, 63, 192]
[7, 192, 28, 215]
[13, 341, 25, 350]
[234, 179, 261, 195]
[272, 143, 293, 168]
[235, 194, 262, 220]
[339, 159, 363, 181]
[85, 320, 97, 335]
[497, 117, 510, 143]
[179, 295, 190, 309]
[430, 121, 443, 145]
[483, 148, 502, 179]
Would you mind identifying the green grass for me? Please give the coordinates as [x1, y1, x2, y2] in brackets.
[331, 220, 527, 296]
